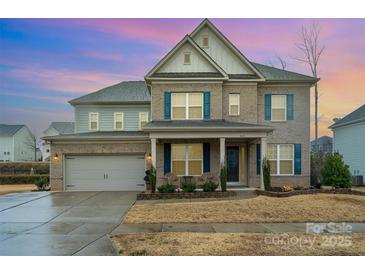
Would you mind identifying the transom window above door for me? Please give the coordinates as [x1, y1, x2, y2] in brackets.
[171, 144, 203, 176]
[171, 93, 203, 120]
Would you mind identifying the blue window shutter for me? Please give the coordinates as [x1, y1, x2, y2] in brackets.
[164, 143, 171, 174]
[264, 94, 271, 120]
[294, 144, 302, 175]
[164, 92, 171, 120]
[287, 94, 294, 120]
[256, 143, 261, 175]
[203, 92, 211, 120]
[203, 143, 210, 172]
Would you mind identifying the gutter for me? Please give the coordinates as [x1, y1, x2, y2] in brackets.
[329, 117, 365, 130]
[144, 126, 273, 132]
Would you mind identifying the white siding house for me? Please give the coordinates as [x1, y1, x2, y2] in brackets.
[330, 104, 365, 182]
[0, 124, 36, 161]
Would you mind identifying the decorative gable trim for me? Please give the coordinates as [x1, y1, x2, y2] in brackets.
[190, 19, 266, 81]
[145, 35, 228, 80]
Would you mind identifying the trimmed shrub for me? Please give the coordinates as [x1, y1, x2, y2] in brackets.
[35, 176, 50, 190]
[321, 152, 352, 189]
[149, 167, 157, 193]
[0, 175, 49, 185]
[202, 181, 218, 192]
[262, 157, 271, 191]
[181, 181, 196, 192]
[157, 183, 176, 193]
[220, 165, 227, 192]
[0, 162, 49, 175]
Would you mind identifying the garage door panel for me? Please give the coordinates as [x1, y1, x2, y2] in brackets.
[65, 155, 146, 191]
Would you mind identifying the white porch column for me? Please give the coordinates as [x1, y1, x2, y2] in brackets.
[260, 137, 267, 190]
[151, 138, 157, 168]
[219, 137, 225, 166]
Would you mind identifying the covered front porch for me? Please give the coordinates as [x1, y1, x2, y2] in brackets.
[144, 120, 273, 189]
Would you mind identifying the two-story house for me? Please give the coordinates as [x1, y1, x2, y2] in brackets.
[44, 19, 317, 191]
[0, 124, 37, 162]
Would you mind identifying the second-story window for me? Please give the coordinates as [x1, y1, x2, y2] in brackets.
[114, 112, 124, 130]
[172, 93, 203, 120]
[139, 112, 149, 129]
[229, 94, 240, 116]
[271, 95, 287, 121]
[89, 112, 99, 131]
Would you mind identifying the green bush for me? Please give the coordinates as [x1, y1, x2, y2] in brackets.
[181, 181, 196, 192]
[220, 165, 228, 192]
[262, 157, 271, 191]
[157, 183, 176, 193]
[148, 167, 157, 193]
[35, 177, 50, 190]
[202, 181, 218, 192]
[321, 152, 352, 189]
[0, 162, 49, 175]
[0, 175, 49, 185]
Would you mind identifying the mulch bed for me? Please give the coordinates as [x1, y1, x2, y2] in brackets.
[137, 191, 236, 200]
[256, 188, 365, 197]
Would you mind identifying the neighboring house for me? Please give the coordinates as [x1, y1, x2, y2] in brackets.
[330, 104, 365, 182]
[311, 136, 333, 153]
[42, 122, 75, 161]
[44, 19, 317, 191]
[0, 124, 36, 161]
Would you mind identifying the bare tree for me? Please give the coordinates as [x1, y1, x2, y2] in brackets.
[294, 22, 325, 150]
[267, 55, 287, 70]
[25, 135, 37, 161]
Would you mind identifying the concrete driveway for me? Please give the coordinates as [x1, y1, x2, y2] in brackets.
[0, 191, 138, 255]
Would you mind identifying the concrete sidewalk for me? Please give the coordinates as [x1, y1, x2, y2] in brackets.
[111, 222, 365, 235]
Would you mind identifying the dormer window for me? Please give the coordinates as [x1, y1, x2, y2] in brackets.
[202, 36, 209, 48]
[184, 52, 191, 65]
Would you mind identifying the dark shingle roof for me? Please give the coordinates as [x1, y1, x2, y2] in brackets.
[144, 120, 272, 131]
[50, 122, 75, 135]
[311, 136, 333, 145]
[252, 63, 318, 82]
[330, 104, 365, 129]
[69, 81, 150, 105]
[43, 131, 149, 141]
[0, 124, 24, 137]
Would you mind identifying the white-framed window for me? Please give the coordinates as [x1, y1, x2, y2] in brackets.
[183, 52, 191, 65]
[114, 112, 124, 130]
[171, 144, 203, 176]
[202, 36, 209, 48]
[267, 144, 294, 175]
[139, 112, 149, 129]
[89, 112, 99, 131]
[271, 95, 287, 121]
[171, 93, 203, 120]
[229, 93, 240, 116]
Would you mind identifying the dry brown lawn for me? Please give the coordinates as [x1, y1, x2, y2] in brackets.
[124, 194, 365, 224]
[112, 232, 365, 256]
[0, 184, 35, 195]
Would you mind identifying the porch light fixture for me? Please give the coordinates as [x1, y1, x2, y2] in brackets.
[53, 153, 59, 160]
[147, 153, 152, 161]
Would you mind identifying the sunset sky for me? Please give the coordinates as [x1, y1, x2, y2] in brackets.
[1, 18, 364, 139]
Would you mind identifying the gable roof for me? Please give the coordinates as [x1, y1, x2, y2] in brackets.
[49, 122, 75, 135]
[190, 19, 265, 80]
[0, 124, 25, 137]
[310, 136, 332, 145]
[330, 104, 365, 129]
[252, 63, 318, 83]
[145, 35, 228, 80]
[69, 81, 150, 105]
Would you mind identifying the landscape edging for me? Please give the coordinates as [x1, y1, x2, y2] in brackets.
[256, 188, 365, 197]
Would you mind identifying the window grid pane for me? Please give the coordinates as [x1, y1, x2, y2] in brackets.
[272, 109, 285, 121]
[280, 160, 293, 175]
[230, 105, 239, 115]
[267, 144, 277, 160]
[172, 161, 186, 176]
[189, 107, 202, 119]
[269, 160, 277, 175]
[188, 160, 202, 175]
[272, 95, 286, 108]
[172, 107, 186, 119]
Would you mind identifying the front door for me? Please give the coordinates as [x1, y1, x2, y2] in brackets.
[226, 146, 239, 182]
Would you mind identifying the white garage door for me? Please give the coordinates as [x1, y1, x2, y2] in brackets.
[65, 155, 146, 191]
